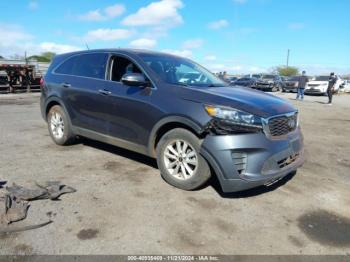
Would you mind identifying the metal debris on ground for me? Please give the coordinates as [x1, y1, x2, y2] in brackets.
[0, 181, 76, 234]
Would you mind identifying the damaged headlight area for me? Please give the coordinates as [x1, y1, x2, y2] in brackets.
[204, 105, 263, 134]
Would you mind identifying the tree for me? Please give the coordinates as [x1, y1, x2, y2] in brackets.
[0, 55, 4, 59]
[274, 66, 299, 76]
[27, 52, 56, 62]
[27, 55, 51, 62]
[41, 52, 56, 61]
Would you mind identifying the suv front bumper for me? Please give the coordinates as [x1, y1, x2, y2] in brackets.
[200, 127, 304, 193]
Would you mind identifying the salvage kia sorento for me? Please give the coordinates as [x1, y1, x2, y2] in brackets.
[41, 49, 304, 192]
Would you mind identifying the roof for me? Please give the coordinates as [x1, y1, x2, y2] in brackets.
[56, 48, 181, 59]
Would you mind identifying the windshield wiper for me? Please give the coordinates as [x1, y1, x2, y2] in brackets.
[207, 84, 226, 87]
[173, 82, 189, 87]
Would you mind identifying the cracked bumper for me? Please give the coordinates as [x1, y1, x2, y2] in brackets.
[200, 127, 305, 192]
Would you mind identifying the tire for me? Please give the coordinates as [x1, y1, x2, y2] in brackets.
[47, 105, 75, 145]
[156, 128, 211, 191]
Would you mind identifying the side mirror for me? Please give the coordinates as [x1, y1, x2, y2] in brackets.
[121, 73, 149, 87]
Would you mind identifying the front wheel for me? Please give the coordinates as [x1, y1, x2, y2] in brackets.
[156, 128, 211, 191]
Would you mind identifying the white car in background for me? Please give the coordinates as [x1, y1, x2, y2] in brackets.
[339, 79, 350, 93]
[305, 75, 343, 95]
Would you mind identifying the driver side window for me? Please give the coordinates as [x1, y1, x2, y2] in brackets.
[109, 55, 143, 82]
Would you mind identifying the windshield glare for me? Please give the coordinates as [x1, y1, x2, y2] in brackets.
[314, 76, 330, 81]
[139, 54, 228, 87]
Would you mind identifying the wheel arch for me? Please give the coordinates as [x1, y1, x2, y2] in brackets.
[147, 116, 206, 157]
[44, 97, 72, 127]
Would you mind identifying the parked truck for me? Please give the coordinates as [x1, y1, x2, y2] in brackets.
[0, 59, 49, 93]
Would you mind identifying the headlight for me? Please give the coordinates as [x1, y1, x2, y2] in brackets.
[205, 105, 262, 128]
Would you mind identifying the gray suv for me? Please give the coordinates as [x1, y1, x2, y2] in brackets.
[41, 49, 304, 193]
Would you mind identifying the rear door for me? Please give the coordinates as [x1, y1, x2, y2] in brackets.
[53, 52, 110, 135]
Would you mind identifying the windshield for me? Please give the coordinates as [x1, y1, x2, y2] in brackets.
[314, 76, 330, 81]
[139, 54, 228, 87]
[289, 76, 300, 81]
[262, 75, 275, 79]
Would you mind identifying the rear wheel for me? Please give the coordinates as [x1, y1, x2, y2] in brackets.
[156, 128, 211, 190]
[47, 105, 75, 145]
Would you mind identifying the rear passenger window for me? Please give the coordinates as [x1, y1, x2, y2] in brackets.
[55, 53, 108, 79]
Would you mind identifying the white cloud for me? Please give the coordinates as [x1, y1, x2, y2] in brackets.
[0, 23, 81, 57]
[129, 38, 157, 49]
[79, 10, 105, 21]
[104, 4, 126, 18]
[79, 4, 125, 21]
[208, 19, 229, 30]
[39, 42, 80, 54]
[84, 28, 134, 42]
[122, 0, 184, 27]
[182, 39, 203, 49]
[0, 24, 33, 43]
[161, 49, 192, 58]
[233, 0, 247, 4]
[28, 1, 38, 10]
[288, 22, 305, 30]
[204, 55, 217, 61]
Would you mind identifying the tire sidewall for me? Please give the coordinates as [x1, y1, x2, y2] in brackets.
[156, 128, 211, 190]
[47, 105, 72, 145]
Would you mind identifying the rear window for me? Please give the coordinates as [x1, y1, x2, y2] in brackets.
[55, 53, 108, 79]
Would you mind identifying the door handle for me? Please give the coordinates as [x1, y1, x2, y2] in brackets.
[98, 89, 111, 95]
[62, 83, 71, 88]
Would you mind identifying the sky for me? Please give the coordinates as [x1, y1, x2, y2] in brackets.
[0, 0, 349, 75]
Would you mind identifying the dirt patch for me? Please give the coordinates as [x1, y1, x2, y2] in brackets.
[298, 210, 350, 247]
[186, 196, 218, 209]
[134, 191, 148, 198]
[337, 158, 350, 168]
[175, 231, 204, 249]
[214, 219, 235, 233]
[14, 243, 33, 255]
[77, 228, 99, 240]
[133, 166, 153, 173]
[103, 161, 123, 171]
[0, 99, 36, 106]
[288, 235, 304, 248]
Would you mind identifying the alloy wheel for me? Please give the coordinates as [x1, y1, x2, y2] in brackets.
[163, 139, 198, 180]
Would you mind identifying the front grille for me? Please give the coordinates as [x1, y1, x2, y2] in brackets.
[268, 113, 297, 137]
[256, 82, 271, 86]
[232, 152, 247, 175]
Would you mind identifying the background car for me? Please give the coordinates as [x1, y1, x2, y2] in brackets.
[305, 75, 343, 95]
[281, 76, 300, 92]
[339, 79, 350, 93]
[232, 77, 257, 88]
[225, 76, 238, 84]
[254, 74, 283, 92]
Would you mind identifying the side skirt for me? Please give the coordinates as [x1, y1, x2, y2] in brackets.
[73, 126, 150, 157]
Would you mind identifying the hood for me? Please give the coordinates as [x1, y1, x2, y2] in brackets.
[257, 79, 274, 83]
[308, 81, 328, 85]
[177, 85, 296, 118]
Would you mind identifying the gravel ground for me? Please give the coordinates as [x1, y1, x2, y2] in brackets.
[0, 92, 349, 255]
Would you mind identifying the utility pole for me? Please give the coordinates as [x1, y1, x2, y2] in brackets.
[286, 49, 290, 68]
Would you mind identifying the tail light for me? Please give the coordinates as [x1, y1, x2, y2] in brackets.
[40, 77, 45, 88]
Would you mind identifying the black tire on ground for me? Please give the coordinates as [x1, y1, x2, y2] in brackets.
[47, 105, 75, 145]
[156, 128, 211, 191]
